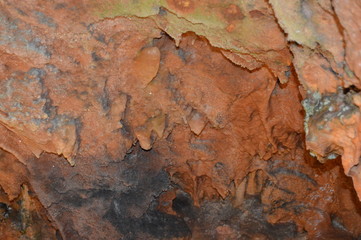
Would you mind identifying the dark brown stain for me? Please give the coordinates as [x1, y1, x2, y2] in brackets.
[222, 4, 245, 22]
[249, 10, 265, 18]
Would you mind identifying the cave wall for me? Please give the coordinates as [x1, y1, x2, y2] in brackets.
[0, 0, 361, 239]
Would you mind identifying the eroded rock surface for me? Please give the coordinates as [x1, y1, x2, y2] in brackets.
[0, 0, 361, 239]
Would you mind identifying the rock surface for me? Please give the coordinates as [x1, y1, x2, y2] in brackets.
[0, 0, 361, 239]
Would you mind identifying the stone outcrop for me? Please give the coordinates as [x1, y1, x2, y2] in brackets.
[1, 0, 361, 239]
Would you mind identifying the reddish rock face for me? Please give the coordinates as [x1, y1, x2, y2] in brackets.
[1, 0, 361, 239]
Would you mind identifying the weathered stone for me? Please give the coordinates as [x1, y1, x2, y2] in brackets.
[1, 0, 361, 239]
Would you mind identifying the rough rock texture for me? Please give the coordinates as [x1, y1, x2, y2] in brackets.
[1, 0, 361, 239]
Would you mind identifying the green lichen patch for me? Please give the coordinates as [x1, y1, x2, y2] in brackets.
[91, 0, 290, 82]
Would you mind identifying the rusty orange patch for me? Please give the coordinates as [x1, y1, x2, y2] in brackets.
[226, 23, 236, 33]
[166, 0, 195, 14]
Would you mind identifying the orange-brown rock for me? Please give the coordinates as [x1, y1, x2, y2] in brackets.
[1, 0, 361, 239]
